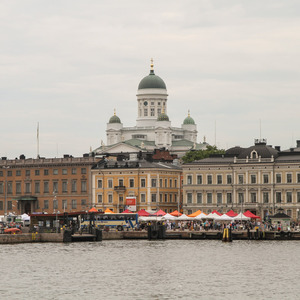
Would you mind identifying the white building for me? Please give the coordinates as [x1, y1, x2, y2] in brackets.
[93, 60, 206, 157]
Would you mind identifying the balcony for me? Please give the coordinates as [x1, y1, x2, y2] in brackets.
[114, 186, 126, 192]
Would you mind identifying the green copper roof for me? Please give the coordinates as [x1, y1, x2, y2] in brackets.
[157, 112, 169, 121]
[138, 70, 167, 90]
[109, 115, 121, 124]
[183, 116, 195, 125]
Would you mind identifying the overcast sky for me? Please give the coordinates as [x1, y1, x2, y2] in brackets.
[1, 0, 300, 159]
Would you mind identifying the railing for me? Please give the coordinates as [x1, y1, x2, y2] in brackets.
[114, 186, 126, 192]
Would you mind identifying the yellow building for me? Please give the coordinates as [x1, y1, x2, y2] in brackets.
[91, 154, 182, 213]
[182, 140, 300, 221]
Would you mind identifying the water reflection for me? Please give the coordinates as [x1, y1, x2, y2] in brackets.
[0, 240, 299, 299]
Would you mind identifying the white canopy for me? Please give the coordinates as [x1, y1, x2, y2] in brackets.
[139, 216, 162, 222]
[162, 213, 177, 220]
[194, 213, 209, 220]
[21, 213, 30, 221]
[202, 213, 219, 220]
[233, 213, 250, 221]
[216, 214, 233, 221]
[177, 214, 193, 221]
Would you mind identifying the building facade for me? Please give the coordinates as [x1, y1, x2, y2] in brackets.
[92, 60, 206, 157]
[92, 154, 182, 213]
[182, 140, 300, 221]
[0, 155, 99, 216]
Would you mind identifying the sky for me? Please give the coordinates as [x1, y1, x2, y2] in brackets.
[1, 0, 300, 159]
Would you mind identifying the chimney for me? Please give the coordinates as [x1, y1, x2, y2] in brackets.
[297, 140, 300, 148]
[275, 146, 281, 152]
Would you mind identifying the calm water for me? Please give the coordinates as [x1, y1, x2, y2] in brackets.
[1, 240, 299, 300]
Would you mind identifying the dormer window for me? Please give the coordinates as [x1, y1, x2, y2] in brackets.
[251, 150, 258, 159]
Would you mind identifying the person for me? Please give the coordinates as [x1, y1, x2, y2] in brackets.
[126, 222, 130, 231]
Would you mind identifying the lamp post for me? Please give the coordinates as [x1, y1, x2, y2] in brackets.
[53, 193, 58, 233]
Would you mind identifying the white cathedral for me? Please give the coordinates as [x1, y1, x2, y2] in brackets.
[93, 60, 206, 157]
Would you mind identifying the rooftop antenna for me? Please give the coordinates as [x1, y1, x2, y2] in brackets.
[37, 122, 40, 158]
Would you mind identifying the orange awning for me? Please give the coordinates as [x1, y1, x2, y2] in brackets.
[170, 210, 182, 217]
[89, 207, 98, 213]
[187, 210, 202, 217]
[104, 208, 114, 214]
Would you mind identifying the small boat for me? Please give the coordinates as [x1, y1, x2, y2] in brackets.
[4, 228, 22, 234]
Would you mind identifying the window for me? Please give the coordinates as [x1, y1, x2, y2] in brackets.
[287, 174, 292, 183]
[151, 179, 157, 187]
[276, 192, 281, 203]
[187, 175, 192, 185]
[276, 174, 281, 183]
[144, 108, 148, 116]
[263, 174, 269, 184]
[217, 175, 222, 184]
[197, 175, 202, 185]
[108, 179, 113, 188]
[169, 179, 172, 188]
[297, 174, 300, 183]
[71, 199, 77, 209]
[119, 195, 123, 203]
[150, 108, 155, 116]
[71, 180, 77, 192]
[7, 170, 12, 176]
[207, 175, 212, 184]
[26, 170, 30, 176]
[157, 108, 161, 115]
[207, 193, 212, 204]
[197, 193, 202, 203]
[25, 183, 31, 193]
[8, 201, 12, 210]
[263, 192, 269, 203]
[163, 194, 167, 202]
[98, 194, 103, 203]
[286, 192, 292, 203]
[35, 182, 40, 193]
[151, 194, 157, 202]
[44, 181, 49, 193]
[141, 178, 146, 187]
[72, 168, 77, 175]
[169, 194, 172, 202]
[187, 193, 192, 204]
[0, 182, 3, 194]
[238, 193, 244, 204]
[35, 170, 40, 176]
[81, 199, 87, 206]
[44, 169, 49, 175]
[227, 193, 232, 204]
[53, 200, 58, 210]
[238, 175, 244, 184]
[108, 194, 113, 203]
[297, 192, 300, 203]
[53, 169, 58, 175]
[81, 168, 86, 174]
[160, 193, 163, 202]
[81, 181, 87, 193]
[160, 179, 163, 187]
[250, 193, 257, 203]
[174, 194, 177, 203]
[141, 194, 146, 203]
[62, 181, 68, 192]
[44, 200, 49, 209]
[53, 182, 58, 193]
[129, 179, 134, 188]
[62, 169, 67, 175]
[7, 182, 12, 194]
[62, 200, 67, 210]
[287, 209, 292, 217]
[98, 180, 102, 188]
[0, 201, 3, 210]
[165, 179, 167, 187]
[16, 182, 21, 194]
[16, 170, 21, 176]
[227, 175, 232, 184]
[174, 179, 177, 188]
[251, 175, 256, 184]
[217, 193, 222, 204]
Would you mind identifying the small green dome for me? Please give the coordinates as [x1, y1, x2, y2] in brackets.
[109, 110, 121, 123]
[183, 111, 195, 125]
[157, 112, 169, 121]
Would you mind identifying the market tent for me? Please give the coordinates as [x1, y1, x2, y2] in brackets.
[104, 208, 114, 214]
[194, 213, 208, 220]
[137, 209, 150, 217]
[216, 214, 233, 221]
[244, 210, 260, 219]
[89, 207, 98, 213]
[233, 213, 250, 221]
[226, 210, 238, 217]
[177, 214, 193, 221]
[139, 216, 162, 222]
[21, 213, 30, 221]
[187, 210, 203, 217]
[202, 213, 219, 220]
[170, 210, 182, 217]
[153, 209, 166, 216]
[162, 213, 177, 220]
[122, 209, 133, 213]
[211, 210, 222, 216]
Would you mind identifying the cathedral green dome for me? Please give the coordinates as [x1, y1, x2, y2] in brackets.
[183, 111, 195, 125]
[138, 60, 166, 90]
[109, 110, 121, 123]
[157, 112, 169, 121]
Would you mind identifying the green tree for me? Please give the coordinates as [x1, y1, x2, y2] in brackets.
[182, 145, 225, 163]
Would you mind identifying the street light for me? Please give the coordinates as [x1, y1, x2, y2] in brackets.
[53, 192, 59, 233]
